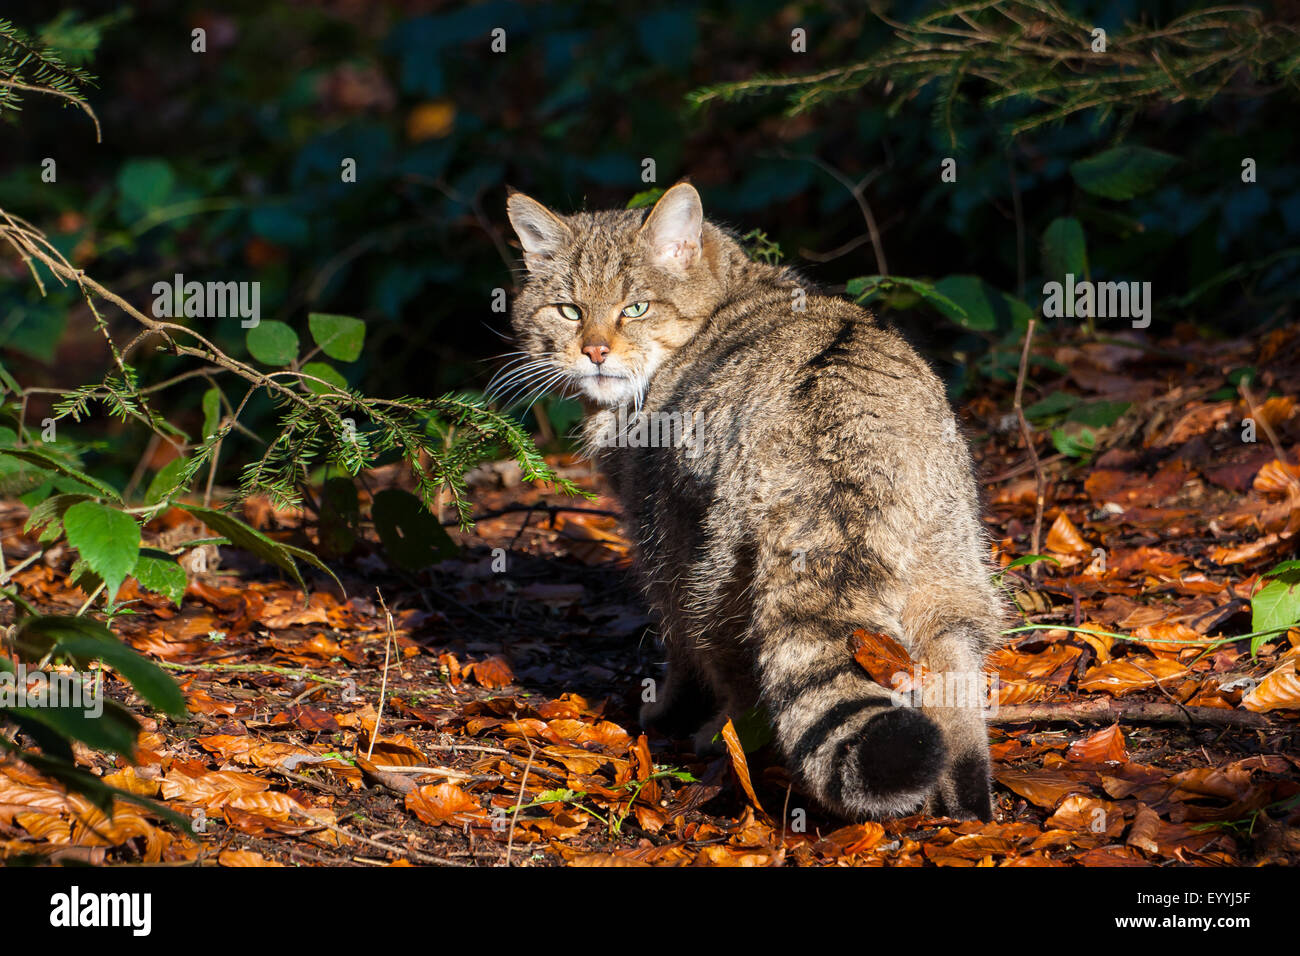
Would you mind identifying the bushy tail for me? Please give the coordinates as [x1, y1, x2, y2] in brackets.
[750, 547, 948, 819]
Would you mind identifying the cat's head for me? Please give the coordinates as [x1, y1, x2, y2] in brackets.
[497, 182, 723, 409]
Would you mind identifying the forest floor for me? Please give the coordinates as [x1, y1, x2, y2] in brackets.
[2, 325, 1299, 867]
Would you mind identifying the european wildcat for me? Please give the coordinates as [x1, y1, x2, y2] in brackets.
[501, 182, 1007, 820]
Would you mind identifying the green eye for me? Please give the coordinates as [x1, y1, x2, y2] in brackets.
[558, 304, 581, 321]
[621, 301, 649, 318]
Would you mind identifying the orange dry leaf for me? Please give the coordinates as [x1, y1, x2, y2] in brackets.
[1066, 724, 1127, 764]
[160, 768, 268, 806]
[1077, 657, 1188, 696]
[466, 655, 514, 689]
[218, 849, 284, 867]
[16, 812, 71, 843]
[1131, 621, 1212, 659]
[406, 783, 488, 827]
[540, 718, 632, 751]
[1254, 459, 1300, 495]
[569, 852, 651, 867]
[851, 628, 925, 691]
[1046, 794, 1124, 837]
[1046, 512, 1089, 554]
[1242, 660, 1300, 712]
[1256, 396, 1295, 429]
[994, 679, 1057, 705]
[363, 733, 426, 767]
[720, 718, 764, 814]
[1126, 804, 1162, 855]
[994, 769, 1094, 809]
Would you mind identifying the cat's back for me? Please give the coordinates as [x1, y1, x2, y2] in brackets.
[651, 287, 956, 453]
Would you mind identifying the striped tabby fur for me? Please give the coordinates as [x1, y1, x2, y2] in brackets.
[501, 182, 1008, 820]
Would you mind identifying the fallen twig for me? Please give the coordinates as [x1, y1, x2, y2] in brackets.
[989, 699, 1273, 729]
[1012, 316, 1046, 575]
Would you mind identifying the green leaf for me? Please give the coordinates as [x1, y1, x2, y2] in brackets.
[0, 446, 120, 501]
[308, 313, 365, 362]
[1024, 391, 1078, 421]
[0, 359, 21, 395]
[371, 488, 457, 570]
[1041, 217, 1088, 281]
[300, 361, 348, 395]
[1070, 146, 1179, 201]
[932, 276, 997, 331]
[62, 500, 140, 601]
[1251, 564, 1300, 638]
[1067, 400, 1130, 429]
[276, 540, 344, 594]
[1051, 426, 1097, 460]
[245, 320, 299, 367]
[132, 549, 188, 607]
[201, 387, 222, 440]
[626, 188, 665, 209]
[145, 456, 191, 506]
[117, 158, 175, 216]
[995, 554, 1063, 583]
[849, 275, 972, 324]
[178, 503, 306, 591]
[23, 492, 92, 542]
[319, 477, 359, 554]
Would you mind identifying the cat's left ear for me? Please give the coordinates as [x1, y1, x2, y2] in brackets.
[640, 181, 702, 274]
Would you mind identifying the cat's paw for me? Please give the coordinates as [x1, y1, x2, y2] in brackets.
[931, 750, 994, 821]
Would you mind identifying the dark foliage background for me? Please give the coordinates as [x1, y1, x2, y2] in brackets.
[2, 0, 1297, 483]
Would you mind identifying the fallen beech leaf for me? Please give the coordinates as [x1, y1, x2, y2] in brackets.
[1046, 512, 1089, 554]
[363, 733, 426, 767]
[16, 812, 70, 843]
[222, 807, 321, 837]
[160, 769, 268, 805]
[1046, 794, 1124, 837]
[1073, 846, 1152, 867]
[1167, 766, 1255, 803]
[852, 628, 926, 690]
[1242, 660, 1300, 712]
[994, 679, 1056, 705]
[406, 783, 488, 827]
[990, 643, 1082, 684]
[102, 767, 160, 797]
[1132, 621, 1213, 659]
[569, 852, 650, 867]
[1127, 804, 1161, 855]
[540, 718, 632, 751]
[694, 844, 772, 866]
[1077, 657, 1188, 696]
[219, 849, 284, 867]
[183, 686, 241, 716]
[632, 804, 668, 834]
[1254, 459, 1300, 495]
[1111, 546, 1191, 578]
[1256, 396, 1295, 430]
[270, 705, 341, 733]
[720, 718, 764, 813]
[1066, 724, 1127, 764]
[466, 655, 514, 689]
[995, 769, 1095, 809]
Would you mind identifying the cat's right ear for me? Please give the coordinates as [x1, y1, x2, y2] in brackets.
[506, 190, 572, 270]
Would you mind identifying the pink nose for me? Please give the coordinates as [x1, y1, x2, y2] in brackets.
[582, 344, 610, 365]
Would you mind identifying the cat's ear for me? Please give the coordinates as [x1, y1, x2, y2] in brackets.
[640, 182, 703, 273]
[506, 190, 573, 268]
